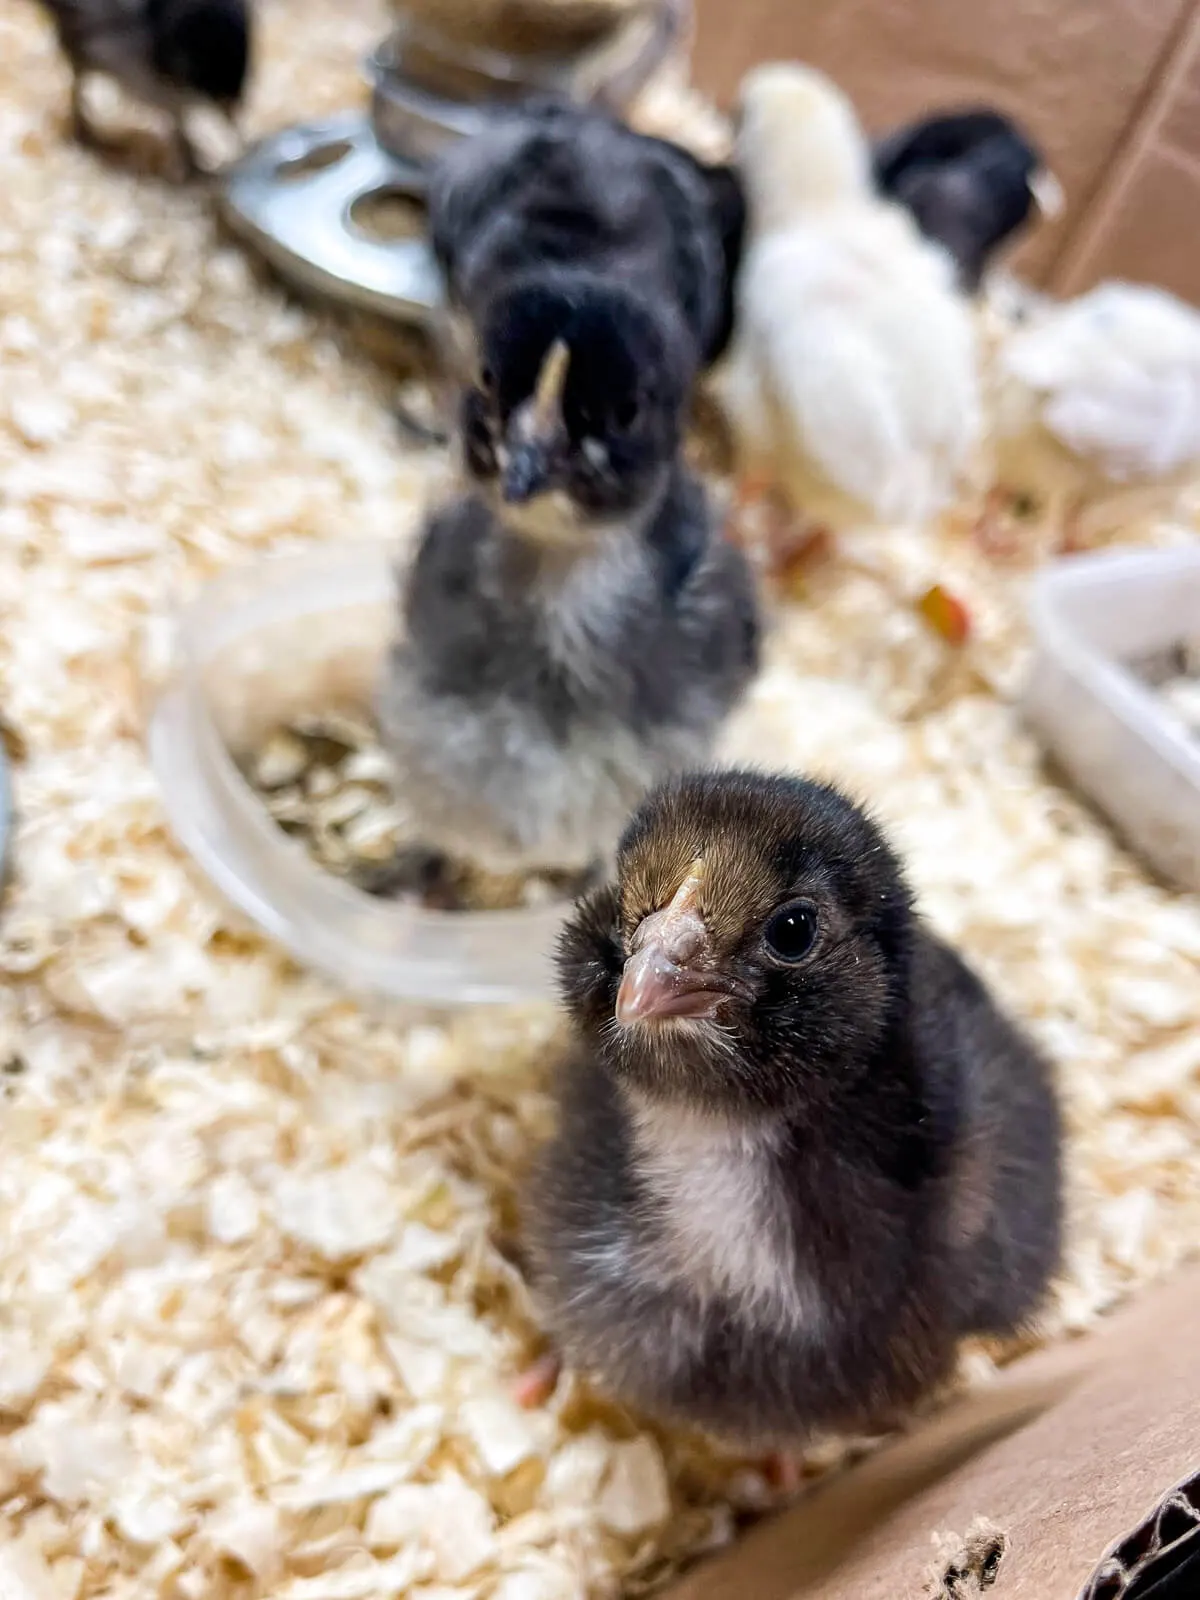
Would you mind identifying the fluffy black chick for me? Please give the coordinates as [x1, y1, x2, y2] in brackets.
[37, 0, 251, 175]
[459, 271, 692, 527]
[428, 96, 743, 375]
[872, 110, 1057, 292]
[376, 432, 759, 880]
[648, 143, 745, 369]
[525, 770, 1063, 1446]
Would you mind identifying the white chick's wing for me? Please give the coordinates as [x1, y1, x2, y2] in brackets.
[1004, 282, 1200, 481]
[742, 233, 979, 524]
[715, 330, 775, 462]
[777, 315, 916, 520]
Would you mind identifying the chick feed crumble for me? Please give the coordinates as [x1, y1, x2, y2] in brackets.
[0, 2, 1199, 1597]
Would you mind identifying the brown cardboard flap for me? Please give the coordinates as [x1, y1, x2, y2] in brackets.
[1053, 6, 1200, 301]
[690, 0, 1200, 299]
[690, 0, 1194, 285]
[668, 1267, 1200, 1600]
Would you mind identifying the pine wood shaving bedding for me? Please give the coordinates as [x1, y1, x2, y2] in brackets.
[0, 2, 1198, 1596]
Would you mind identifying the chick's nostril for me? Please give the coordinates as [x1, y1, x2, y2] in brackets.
[660, 911, 706, 966]
[628, 904, 707, 967]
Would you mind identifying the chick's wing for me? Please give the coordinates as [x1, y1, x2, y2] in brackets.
[743, 220, 979, 522]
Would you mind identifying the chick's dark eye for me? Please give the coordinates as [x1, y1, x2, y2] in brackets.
[612, 396, 639, 431]
[763, 901, 819, 964]
[479, 365, 495, 394]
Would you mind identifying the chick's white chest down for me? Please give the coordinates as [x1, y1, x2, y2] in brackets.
[627, 1095, 825, 1333]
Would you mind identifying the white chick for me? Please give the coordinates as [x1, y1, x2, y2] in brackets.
[994, 282, 1200, 508]
[718, 63, 982, 536]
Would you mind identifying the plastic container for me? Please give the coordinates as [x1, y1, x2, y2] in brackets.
[368, 0, 687, 163]
[148, 543, 565, 1006]
[368, 20, 562, 164]
[1022, 546, 1200, 890]
[368, 26, 505, 164]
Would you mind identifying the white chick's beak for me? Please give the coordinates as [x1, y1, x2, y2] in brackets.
[616, 861, 736, 1025]
[1029, 168, 1064, 220]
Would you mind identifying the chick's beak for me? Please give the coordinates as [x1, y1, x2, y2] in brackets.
[616, 861, 727, 1025]
[501, 443, 552, 504]
[501, 338, 570, 504]
[1029, 167, 1064, 219]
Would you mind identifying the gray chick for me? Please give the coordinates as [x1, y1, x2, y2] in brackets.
[524, 769, 1063, 1450]
[427, 95, 743, 379]
[376, 292, 760, 882]
[36, 0, 251, 176]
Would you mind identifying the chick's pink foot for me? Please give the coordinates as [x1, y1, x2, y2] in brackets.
[731, 479, 829, 586]
[762, 1450, 805, 1496]
[513, 1352, 562, 1409]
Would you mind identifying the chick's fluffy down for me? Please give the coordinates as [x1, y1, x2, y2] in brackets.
[997, 281, 1200, 485]
[720, 63, 982, 529]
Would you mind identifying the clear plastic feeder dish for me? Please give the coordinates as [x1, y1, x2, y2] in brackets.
[1022, 546, 1200, 891]
[149, 543, 564, 1007]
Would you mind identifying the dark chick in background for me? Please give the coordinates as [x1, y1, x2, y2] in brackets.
[524, 770, 1062, 1453]
[873, 109, 1062, 292]
[376, 291, 759, 884]
[428, 96, 745, 379]
[37, 0, 251, 176]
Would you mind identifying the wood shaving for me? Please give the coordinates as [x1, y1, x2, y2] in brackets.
[243, 713, 591, 909]
[0, 3, 1199, 1597]
[1133, 636, 1200, 742]
[926, 1517, 1007, 1597]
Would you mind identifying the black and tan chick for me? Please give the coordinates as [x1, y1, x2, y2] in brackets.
[37, 0, 251, 176]
[427, 96, 744, 378]
[873, 109, 1060, 292]
[525, 770, 1063, 1446]
[377, 299, 760, 881]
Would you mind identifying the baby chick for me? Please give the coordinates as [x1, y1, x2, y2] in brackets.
[37, 0, 251, 176]
[524, 769, 1063, 1447]
[992, 281, 1200, 535]
[873, 109, 1062, 292]
[665, 150, 745, 371]
[459, 271, 692, 527]
[377, 301, 760, 880]
[717, 63, 982, 539]
[427, 95, 742, 379]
